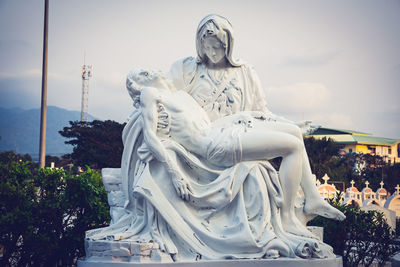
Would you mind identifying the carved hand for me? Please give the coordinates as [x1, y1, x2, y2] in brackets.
[171, 173, 193, 201]
[295, 120, 316, 135]
[250, 111, 267, 120]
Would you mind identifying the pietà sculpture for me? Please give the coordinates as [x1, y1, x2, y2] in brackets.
[83, 14, 345, 263]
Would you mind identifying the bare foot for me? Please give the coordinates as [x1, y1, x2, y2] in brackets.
[264, 249, 279, 259]
[304, 197, 345, 221]
[281, 213, 318, 239]
[264, 238, 290, 258]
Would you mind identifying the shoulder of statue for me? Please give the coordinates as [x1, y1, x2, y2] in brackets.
[240, 61, 254, 71]
[243, 63, 261, 78]
[168, 57, 198, 86]
[170, 57, 197, 71]
[234, 62, 258, 81]
[180, 57, 198, 86]
[182, 56, 198, 74]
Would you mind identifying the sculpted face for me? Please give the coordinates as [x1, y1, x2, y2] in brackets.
[136, 70, 173, 91]
[203, 36, 225, 65]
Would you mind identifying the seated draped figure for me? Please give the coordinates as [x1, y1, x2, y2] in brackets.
[85, 14, 345, 263]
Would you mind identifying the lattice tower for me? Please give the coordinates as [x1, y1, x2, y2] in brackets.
[81, 64, 92, 122]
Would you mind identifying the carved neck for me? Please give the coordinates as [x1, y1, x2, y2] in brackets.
[204, 58, 229, 69]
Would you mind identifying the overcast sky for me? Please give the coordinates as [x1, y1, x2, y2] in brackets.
[0, 0, 399, 139]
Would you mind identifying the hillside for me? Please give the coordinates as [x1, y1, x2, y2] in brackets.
[0, 106, 96, 158]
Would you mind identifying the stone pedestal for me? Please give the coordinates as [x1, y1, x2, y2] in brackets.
[78, 256, 343, 267]
[80, 238, 342, 266]
[307, 226, 323, 241]
[82, 239, 173, 263]
[391, 251, 400, 267]
[102, 168, 126, 224]
[79, 238, 342, 266]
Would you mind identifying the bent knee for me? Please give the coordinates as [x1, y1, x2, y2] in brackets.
[284, 135, 303, 154]
[285, 124, 303, 140]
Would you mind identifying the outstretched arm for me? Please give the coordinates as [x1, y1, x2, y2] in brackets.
[140, 87, 192, 200]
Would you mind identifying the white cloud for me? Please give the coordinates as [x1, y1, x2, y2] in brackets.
[24, 69, 41, 77]
[266, 83, 331, 113]
[282, 50, 340, 68]
[265, 83, 357, 131]
[311, 113, 354, 130]
[0, 69, 41, 79]
[1, 1, 399, 139]
[48, 72, 74, 82]
[0, 69, 73, 82]
[100, 72, 126, 88]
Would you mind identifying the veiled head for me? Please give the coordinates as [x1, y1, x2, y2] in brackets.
[196, 14, 241, 67]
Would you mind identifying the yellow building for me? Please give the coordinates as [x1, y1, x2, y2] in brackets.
[308, 128, 400, 164]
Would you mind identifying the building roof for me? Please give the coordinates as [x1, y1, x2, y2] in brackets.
[353, 135, 400, 146]
[312, 127, 370, 136]
[348, 187, 359, 193]
[318, 184, 337, 192]
[362, 187, 373, 194]
[309, 127, 400, 146]
[376, 188, 387, 195]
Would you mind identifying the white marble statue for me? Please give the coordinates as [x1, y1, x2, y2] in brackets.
[86, 14, 345, 262]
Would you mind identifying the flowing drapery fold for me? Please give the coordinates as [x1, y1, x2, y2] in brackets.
[87, 109, 334, 260]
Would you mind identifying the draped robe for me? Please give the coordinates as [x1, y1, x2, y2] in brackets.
[87, 57, 335, 260]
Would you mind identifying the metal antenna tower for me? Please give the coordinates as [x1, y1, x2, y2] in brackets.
[81, 59, 92, 122]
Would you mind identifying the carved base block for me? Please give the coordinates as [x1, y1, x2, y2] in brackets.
[82, 239, 173, 263]
[78, 256, 343, 267]
[391, 251, 400, 267]
[307, 226, 324, 241]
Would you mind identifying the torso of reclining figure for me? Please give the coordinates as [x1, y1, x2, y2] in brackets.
[155, 90, 212, 155]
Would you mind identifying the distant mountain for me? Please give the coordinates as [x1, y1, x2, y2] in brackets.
[0, 106, 96, 159]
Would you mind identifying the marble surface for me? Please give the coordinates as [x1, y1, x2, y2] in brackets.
[78, 256, 343, 267]
[81, 14, 345, 263]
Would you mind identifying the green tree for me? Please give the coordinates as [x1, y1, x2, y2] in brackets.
[304, 137, 340, 179]
[385, 163, 400, 193]
[341, 153, 396, 192]
[325, 153, 358, 187]
[353, 153, 385, 189]
[59, 120, 125, 169]
[0, 160, 36, 266]
[0, 160, 110, 266]
[304, 138, 398, 193]
[309, 195, 400, 267]
[45, 154, 73, 169]
[0, 151, 33, 164]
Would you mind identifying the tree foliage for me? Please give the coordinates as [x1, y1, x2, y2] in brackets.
[0, 151, 33, 164]
[386, 163, 400, 194]
[304, 137, 341, 179]
[44, 154, 72, 168]
[0, 159, 110, 266]
[309, 195, 400, 267]
[304, 137, 398, 193]
[59, 120, 125, 169]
